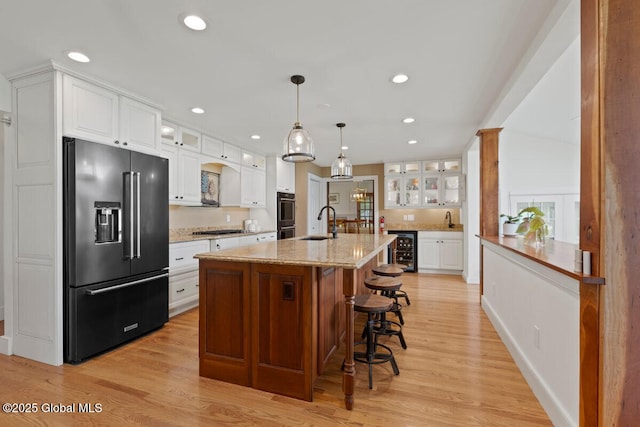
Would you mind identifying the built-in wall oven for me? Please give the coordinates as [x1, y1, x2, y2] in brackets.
[277, 192, 296, 239]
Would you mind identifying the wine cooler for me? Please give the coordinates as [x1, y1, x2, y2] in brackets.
[387, 230, 417, 272]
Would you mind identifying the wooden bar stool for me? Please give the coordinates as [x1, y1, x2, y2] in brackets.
[372, 263, 411, 306]
[352, 294, 400, 389]
[364, 275, 405, 325]
[364, 277, 408, 344]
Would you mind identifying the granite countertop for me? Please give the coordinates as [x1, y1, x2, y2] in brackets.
[386, 223, 464, 231]
[195, 233, 396, 269]
[170, 228, 277, 243]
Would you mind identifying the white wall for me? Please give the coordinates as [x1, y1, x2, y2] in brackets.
[0, 73, 10, 112]
[499, 129, 580, 204]
[0, 115, 4, 322]
[482, 242, 579, 427]
[0, 72, 10, 323]
[328, 180, 373, 217]
[463, 144, 480, 284]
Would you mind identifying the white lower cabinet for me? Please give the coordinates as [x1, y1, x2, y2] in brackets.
[168, 240, 209, 317]
[418, 231, 463, 273]
[238, 232, 277, 247]
[210, 236, 240, 251]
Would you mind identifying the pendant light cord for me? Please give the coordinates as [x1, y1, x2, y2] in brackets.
[296, 83, 300, 124]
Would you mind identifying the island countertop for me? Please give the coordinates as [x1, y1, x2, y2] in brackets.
[194, 233, 396, 269]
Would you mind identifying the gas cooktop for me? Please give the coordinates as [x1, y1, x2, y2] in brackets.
[192, 229, 244, 236]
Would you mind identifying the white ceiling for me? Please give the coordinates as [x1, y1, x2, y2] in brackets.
[0, 0, 577, 166]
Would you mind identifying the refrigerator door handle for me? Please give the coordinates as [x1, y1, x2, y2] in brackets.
[135, 171, 141, 259]
[85, 273, 169, 296]
[128, 171, 135, 260]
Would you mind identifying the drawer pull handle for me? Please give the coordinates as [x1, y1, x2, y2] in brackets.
[176, 288, 185, 293]
[175, 257, 184, 261]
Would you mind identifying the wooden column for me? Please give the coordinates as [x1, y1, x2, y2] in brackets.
[591, 0, 640, 425]
[342, 268, 356, 410]
[476, 128, 502, 298]
[579, 0, 601, 425]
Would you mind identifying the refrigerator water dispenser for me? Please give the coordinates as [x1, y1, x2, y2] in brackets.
[95, 202, 121, 244]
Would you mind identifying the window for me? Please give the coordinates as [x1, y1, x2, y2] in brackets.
[509, 194, 579, 243]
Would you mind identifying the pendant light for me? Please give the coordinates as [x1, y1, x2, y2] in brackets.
[331, 123, 353, 179]
[282, 75, 315, 162]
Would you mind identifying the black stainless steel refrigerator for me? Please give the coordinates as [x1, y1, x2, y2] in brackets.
[63, 137, 169, 363]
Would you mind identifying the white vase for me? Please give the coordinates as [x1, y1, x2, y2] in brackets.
[502, 223, 519, 236]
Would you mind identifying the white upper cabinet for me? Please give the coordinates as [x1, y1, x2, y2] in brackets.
[201, 134, 242, 164]
[384, 173, 422, 208]
[241, 167, 266, 207]
[118, 97, 161, 153]
[422, 159, 461, 173]
[63, 75, 118, 143]
[161, 143, 201, 205]
[384, 161, 421, 175]
[242, 150, 266, 170]
[275, 157, 295, 193]
[384, 157, 463, 208]
[63, 75, 160, 153]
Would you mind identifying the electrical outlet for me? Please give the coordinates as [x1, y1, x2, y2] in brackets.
[226, 214, 231, 223]
[408, 214, 414, 221]
[533, 325, 540, 349]
[403, 215, 408, 220]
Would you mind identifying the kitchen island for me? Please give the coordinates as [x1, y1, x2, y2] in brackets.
[194, 233, 396, 409]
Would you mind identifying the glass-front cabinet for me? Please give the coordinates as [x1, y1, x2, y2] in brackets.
[385, 174, 422, 208]
[384, 158, 463, 208]
[385, 161, 421, 175]
[422, 173, 462, 207]
[422, 159, 461, 173]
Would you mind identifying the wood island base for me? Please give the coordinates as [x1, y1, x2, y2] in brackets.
[198, 257, 376, 406]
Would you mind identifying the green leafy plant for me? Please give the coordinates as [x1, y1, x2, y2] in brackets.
[515, 206, 547, 240]
[500, 213, 521, 224]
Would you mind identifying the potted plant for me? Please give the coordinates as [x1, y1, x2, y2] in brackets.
[500, 213, 521, 236]
[515, 206, 548, 243]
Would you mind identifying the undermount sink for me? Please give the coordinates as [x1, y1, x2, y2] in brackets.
[300, 236, 331, 241]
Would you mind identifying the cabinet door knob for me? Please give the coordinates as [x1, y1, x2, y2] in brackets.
[123, 141, 128, 146]
[114, 140, 120, 145]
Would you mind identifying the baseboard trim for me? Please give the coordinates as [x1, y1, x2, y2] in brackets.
[0, 335, 12, 356]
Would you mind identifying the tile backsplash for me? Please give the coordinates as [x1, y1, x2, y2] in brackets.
[381, 208, 460, 228]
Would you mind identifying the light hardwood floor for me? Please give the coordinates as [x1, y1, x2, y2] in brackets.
[0, 274, 551, 426]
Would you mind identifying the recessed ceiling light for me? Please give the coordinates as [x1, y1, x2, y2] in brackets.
[403, 117, 415, 124]
[183, 15, 207, 31]
[67, 51, 90, 63]
[392, 74, 409, 84]
[191, 107, 205, 114]
[407, 140, 417, 145]
[341, 146, 349, 150]
[251, 135, 261, 140]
